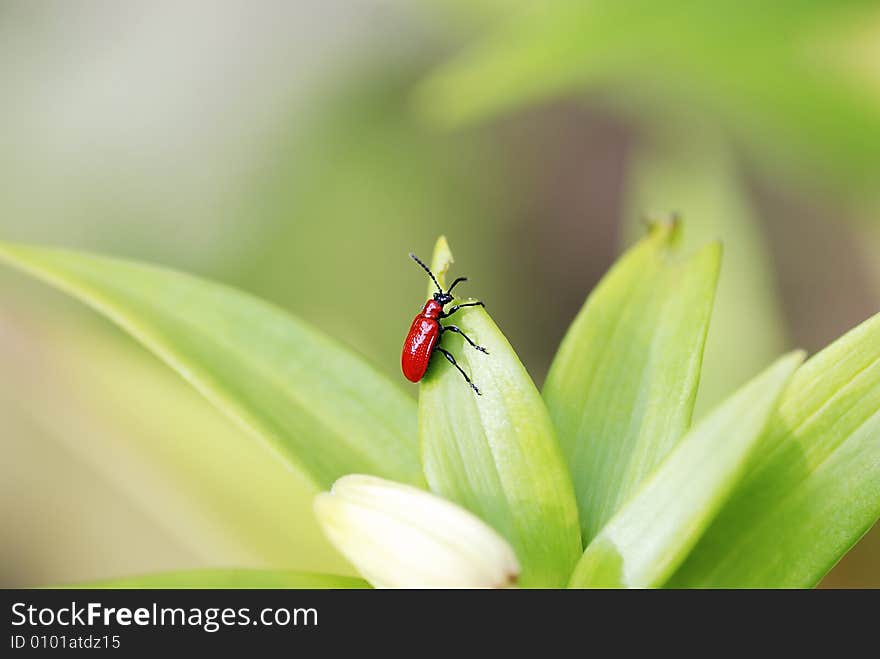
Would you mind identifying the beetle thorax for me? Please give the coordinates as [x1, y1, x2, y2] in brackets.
[422, 299, 444, 319]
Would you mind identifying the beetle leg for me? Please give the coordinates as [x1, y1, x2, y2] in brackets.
[440, 325, 489, 354]
[434, 346, 481, 395]
[440, 301, 484, 318]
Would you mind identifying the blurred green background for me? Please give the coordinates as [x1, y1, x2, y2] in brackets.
[1, 1, 878, 587]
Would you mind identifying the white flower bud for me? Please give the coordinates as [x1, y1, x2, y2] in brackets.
[314, 474, 520, 589]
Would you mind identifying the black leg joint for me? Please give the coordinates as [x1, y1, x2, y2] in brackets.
[434, 346, 481, 395]
[440, 325, 489, 354]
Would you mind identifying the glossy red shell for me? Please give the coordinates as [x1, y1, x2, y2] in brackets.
[402, 300, 442, 382]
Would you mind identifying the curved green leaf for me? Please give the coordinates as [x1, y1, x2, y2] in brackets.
[70, 569, 369, 589]
[419, 237, 581, 587]
[570, 352, 802, 588]
[670, 311, 880, 587]
[543, 222, 720, 542]
[622, 125, 788, 417]
[0, 242, 421, 489]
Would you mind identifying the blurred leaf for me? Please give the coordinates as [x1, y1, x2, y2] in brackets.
[61, 321, 347, 571]
[857, 218, 880, 303]
[0, 243, 422, 490]
[670, 311, 880, 587]
[74, 569, 369, 589]
[0, 307, 348, 575]
[416, 0, 880, 198]
[543, 223, 720, 542]
[419, 238, 581, 587]
[570, 352, 802, 588]
[405, 0, 528, 29]
[622, 124, 788, 416]
[0, 392, 197, 585]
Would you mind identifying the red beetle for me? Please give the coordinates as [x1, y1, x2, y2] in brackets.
[402, 253, 488, 394]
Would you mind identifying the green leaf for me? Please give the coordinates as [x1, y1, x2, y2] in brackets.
[415, 1, 880, 198]
[622, 124, 788, 417]
[70, 569, 369, 589]
[418, 237, 582, 587]
[0, 242, 422, 490]
[570, 352, 803, 588]
[670, 311, 880, 587]
[543, 222, 720, 542]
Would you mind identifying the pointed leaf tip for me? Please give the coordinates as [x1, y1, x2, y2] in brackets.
[428, 235, 454, 295]
[419, 236, 582, 587]
[544, 228, 722, 543]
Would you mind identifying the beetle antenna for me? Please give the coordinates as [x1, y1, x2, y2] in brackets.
[409, 252, 443, 294]
[446, 277, 467, 294]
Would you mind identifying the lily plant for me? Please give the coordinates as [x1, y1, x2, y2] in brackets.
[1, 223, 879, 588]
